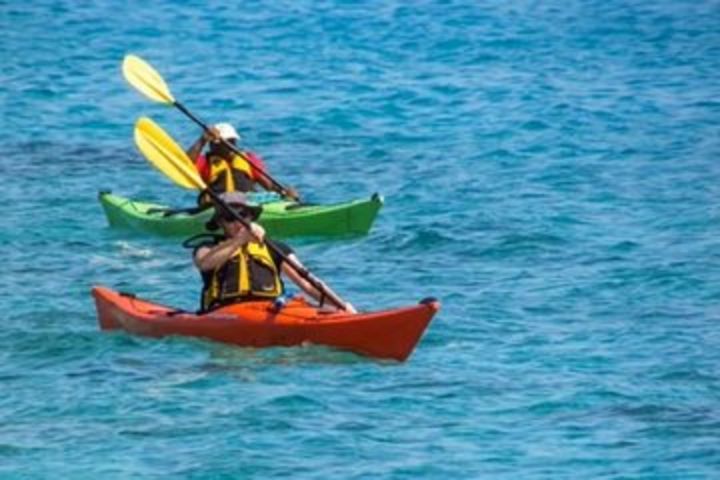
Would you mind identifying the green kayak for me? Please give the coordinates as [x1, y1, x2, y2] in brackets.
[98, 191, 383, 238]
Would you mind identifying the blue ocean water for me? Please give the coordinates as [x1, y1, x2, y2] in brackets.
[2, 0, 720, 477]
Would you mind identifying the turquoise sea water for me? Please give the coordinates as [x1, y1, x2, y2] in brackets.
[2, 0, 720, 477]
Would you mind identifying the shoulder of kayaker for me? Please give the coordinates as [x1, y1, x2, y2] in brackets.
[244, 151, 266, 177]
[244, 151, 272, 191]
[193, 238, 223, 272]
[194, 154, 210, 181]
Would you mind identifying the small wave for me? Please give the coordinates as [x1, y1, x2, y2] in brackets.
[115, 241, 153, 259]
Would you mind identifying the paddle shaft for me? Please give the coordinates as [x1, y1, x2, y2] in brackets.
[205, 187, 346, 310]
[174, 101, 295, 199]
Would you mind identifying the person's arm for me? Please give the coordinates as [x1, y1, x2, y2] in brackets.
[258, 175, 300, 200]
[246, 151, 300, 200]
[194, 224, 266, 272]
[281, 255, 356, 313]
[186, 127, 221, 161]
[256, 174, 275, 192]
[186, 134, 208, 162]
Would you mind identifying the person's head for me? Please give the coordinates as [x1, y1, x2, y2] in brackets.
[205, 191, 262, 234]
[209, 123, 240, 157]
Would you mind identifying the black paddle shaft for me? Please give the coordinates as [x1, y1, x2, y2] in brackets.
[204, 187, 346, 310]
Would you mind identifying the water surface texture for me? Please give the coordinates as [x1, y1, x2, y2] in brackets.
[2, 0, 720, 478]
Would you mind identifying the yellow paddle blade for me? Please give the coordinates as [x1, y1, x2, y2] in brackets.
[122, 54, 176, 104]
[134, 117, 206, 191]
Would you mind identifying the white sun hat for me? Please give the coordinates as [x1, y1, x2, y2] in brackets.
[214, 122, 240, 141]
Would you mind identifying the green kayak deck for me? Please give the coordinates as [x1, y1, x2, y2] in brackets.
[99, 191, 383, 238]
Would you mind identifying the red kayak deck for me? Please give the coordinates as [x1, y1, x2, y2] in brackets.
[92, 286, 439, 361]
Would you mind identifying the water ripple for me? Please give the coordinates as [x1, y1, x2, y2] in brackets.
[2, 0, 720, 477]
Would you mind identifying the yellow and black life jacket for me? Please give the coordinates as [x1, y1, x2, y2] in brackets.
[201, 241, 284, 311]
[199, 153, 255, 206]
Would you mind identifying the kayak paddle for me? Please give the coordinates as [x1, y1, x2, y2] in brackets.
[122, 54, 299, 201]
[133, 116, 347, 310]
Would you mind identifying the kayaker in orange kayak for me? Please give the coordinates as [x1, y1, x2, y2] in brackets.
[185, 123, 299, 205]
[193, 191, 355, 313]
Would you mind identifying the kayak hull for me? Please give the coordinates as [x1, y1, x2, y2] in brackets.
[99, 191, 383, 238]
[92, 286, 439, 361]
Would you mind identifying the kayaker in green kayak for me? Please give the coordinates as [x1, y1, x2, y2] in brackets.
[186, 123, 299, 205]
[193, 192, 355, 313]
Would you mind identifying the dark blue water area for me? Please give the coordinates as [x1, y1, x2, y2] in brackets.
[2, 0, 720, 478]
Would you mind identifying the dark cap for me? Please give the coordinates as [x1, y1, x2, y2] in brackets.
[205, 192, 263, 231]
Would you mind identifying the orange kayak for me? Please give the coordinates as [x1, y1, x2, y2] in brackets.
[92, 286, 439, 361]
